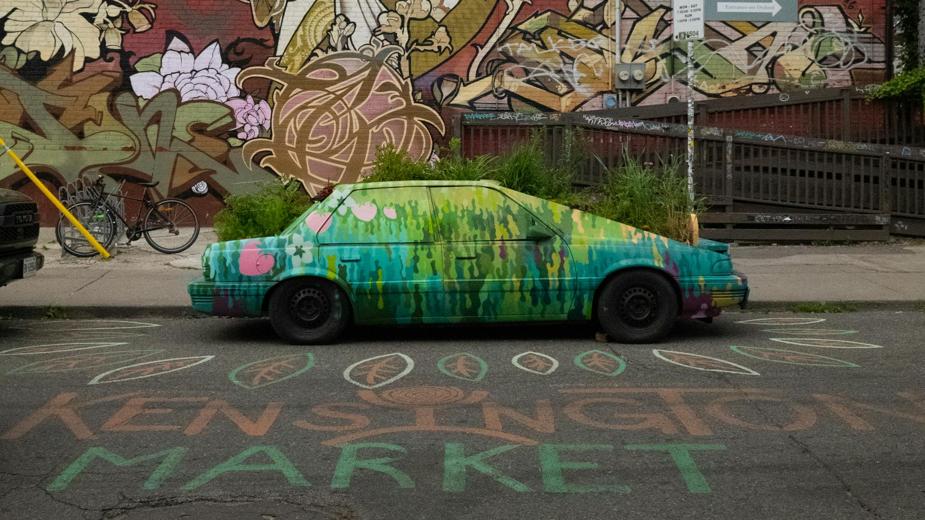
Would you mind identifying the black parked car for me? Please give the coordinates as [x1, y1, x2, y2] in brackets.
[0, 189, 43, 286]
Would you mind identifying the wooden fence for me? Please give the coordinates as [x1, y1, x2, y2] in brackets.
[459, 112, 925, 240]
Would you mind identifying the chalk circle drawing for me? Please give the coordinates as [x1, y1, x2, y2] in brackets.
[761, 328, 858, 336]
[573, 350, 626, 377]
[736, 317, 826, 326]
[42, 320, 162, 331]
[770, 338, 883, 349]
[437, 353, 488, 382]
[0, 342, 129, 356]
[88, 356, 215, 384]
[7, 350, 164, 375]
[343, 353, 414, 389]
[229, 353, 314, 390]
[511, 352, 559, 375]
[652, 350, 760, 376]
[729, 346, 859, 368]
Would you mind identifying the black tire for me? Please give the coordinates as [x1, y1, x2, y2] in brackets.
[596, 270, 679, 343]
[269, 278, 351, 344]
[143, 199, 200, 254]
[56, 202, 117, 257]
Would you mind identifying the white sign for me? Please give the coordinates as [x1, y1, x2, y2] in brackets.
[717, 0, 782, 16]
[673, 0, 704, 41]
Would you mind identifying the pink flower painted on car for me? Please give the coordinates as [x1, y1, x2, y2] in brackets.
[227, 95, 271, 140]
[130, 37, 240, 102]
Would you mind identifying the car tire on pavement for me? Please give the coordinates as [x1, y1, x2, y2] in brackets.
[269, 278, 351, 344]
[596, 270, 678, 343]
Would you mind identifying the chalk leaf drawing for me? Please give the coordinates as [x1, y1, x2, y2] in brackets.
[511, 352, 559, 376]
[735, 317, 826, 326]
[88, 356, 215, 384]
[761, 329, 858, 336]
[7, 350, 163, 375]
[730, 346, 859, 368]
[573, 350, 626, 377]
[343, 353, 414, 389]
[769, 338, 883, 350]
[229, 353, 315, 389]
[0, 342, 129, 356]
[42, 320, 162, 331]
[652, 350, 760, 376]
[437, 353, 488, 382]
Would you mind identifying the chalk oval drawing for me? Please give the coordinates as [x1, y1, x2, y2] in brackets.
[344, 353, 414, 389]
[229, 353, 314, 390]
[652, 350, 760, 376]
[512, 352, 559, 375]
[761, 328, 858, 336]
[7, 349, 163, 375]
[437, 353, 488, 382]
[736, 317, 826, 326]
[88, 356, 215, 384]
[42, 320, 161, 331]
[0, 342, 129, 356]
[730, 346, 859, 368]
[573, 350, 626, 377]
[769, 338, 883, 349]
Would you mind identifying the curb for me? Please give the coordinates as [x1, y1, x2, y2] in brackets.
[1, 302, 922, 320]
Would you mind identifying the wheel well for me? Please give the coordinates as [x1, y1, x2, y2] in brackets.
[262, 276, 354, 317]
[591, 267, 683, 320]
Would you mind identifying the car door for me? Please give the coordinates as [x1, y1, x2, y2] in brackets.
[315, 186, 444, 324]
[429, 185, 576, 321]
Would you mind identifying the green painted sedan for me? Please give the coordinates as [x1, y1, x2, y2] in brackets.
[189, 180, 748, 344]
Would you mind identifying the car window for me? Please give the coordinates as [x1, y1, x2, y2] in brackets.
[430, 186, 537, 241]
[318, 187, 434, 244]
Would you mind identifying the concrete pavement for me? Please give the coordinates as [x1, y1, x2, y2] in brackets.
[2, 229, 924, 315]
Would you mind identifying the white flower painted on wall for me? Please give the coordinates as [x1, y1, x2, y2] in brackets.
[0, 0, 105, 71]
[130, 37, 240, 102]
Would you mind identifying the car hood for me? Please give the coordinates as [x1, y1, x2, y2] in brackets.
[0, 188, 33, 204]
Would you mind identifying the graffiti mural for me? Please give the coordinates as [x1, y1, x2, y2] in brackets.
[0, 0, 887, 220]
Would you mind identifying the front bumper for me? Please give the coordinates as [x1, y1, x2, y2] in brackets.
[0, 251, 43, 286]
[680, 272, 749, 319]
[188, 278, 273, 317]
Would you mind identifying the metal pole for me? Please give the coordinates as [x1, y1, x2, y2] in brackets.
[686, 39, 695, 205]
[613, 0, 622, 106]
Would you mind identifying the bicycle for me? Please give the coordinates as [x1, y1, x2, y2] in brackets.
[56, 176, 201, 256]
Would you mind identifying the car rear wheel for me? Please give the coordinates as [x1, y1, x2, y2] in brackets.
[268, 279, 351, 344]
[596, 270, 678, 343]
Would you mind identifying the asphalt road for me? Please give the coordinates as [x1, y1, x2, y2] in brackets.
[0, 311, 923, 520]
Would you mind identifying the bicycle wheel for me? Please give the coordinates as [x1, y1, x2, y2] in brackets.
[143, 198, 200, 254]
[56, 202, 117, 257]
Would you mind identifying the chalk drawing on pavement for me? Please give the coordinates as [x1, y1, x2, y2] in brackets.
[343, 353, 414, 389]
[736, 317, 826, 326]
[7, 350, 165, 375]
[729, 346, 859, 368]
[769, 338, 883, 349]
[229, 353, 315, 390]
[512, 352, 559, 375]
[573, 350, 626, 377]
[761, 329, 858, 336]
[44, 320, 162, 331]
[88, 356, 216, 384]
[652, 350, 760, 376]
[0, 342, 130, 356]
[437, 353, 488, 382]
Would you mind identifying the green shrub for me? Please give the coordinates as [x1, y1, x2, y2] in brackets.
[363, 144, 433, 182]
[213, 180, 313, 241]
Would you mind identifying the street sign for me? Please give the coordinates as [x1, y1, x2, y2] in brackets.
[672, 0, 704, 41]
[705, 0, 798, 22]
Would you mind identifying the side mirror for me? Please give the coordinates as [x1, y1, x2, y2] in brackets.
[526, 222, 554, 241]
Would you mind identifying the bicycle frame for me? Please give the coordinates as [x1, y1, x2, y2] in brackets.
[89, 182, 175, 239]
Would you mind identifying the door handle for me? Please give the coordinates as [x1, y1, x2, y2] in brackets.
[341, 257, 361, 263]
[454, 255, 477, 260]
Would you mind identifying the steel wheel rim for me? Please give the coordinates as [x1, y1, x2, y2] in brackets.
[289, 287, 331, 328]
[617, 286, 658, 328]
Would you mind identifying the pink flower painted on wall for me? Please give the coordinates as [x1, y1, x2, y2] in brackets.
[130, 37, 240, 102]
[227, 95, 271, 140]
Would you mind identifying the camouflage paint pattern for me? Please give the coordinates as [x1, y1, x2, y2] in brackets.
[188, 181, 748, 323]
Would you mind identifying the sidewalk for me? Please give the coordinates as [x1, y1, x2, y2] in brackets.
[2, 229, 924, 316]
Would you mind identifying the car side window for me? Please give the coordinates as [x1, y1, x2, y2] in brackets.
[430, 186, 537, 242]
[318, 187, 435, 244]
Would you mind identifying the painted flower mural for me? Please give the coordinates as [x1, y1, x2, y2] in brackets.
[130, 38, 241, 102]
[284, 233, 313, 267]
[228, 95, 271, 140]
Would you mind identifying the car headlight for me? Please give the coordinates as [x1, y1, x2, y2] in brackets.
[202, 245, 213, 280]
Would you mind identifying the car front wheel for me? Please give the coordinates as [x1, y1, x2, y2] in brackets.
[268, 279, 351, 344]
[596, 270, 678, 343]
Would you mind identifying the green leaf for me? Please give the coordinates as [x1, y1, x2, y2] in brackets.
[134, 53, 163, 73]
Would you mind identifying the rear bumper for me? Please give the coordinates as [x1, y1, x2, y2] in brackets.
[0, 251, 43, 286]
[188, 278, 273, 317]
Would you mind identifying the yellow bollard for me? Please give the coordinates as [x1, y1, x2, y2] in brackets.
[0, 136, 111, 259]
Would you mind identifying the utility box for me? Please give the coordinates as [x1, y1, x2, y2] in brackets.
[614, 63, 646, 91]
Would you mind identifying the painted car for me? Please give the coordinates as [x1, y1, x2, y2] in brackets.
[189, 180, 748, 344]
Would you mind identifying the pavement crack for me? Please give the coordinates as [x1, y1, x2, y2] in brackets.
[73, 270, 111, 294]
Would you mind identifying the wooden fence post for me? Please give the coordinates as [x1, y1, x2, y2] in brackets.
[724, 133, 735, 206]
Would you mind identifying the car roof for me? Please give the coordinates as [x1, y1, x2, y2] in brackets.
[337, 180, 504, 190]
